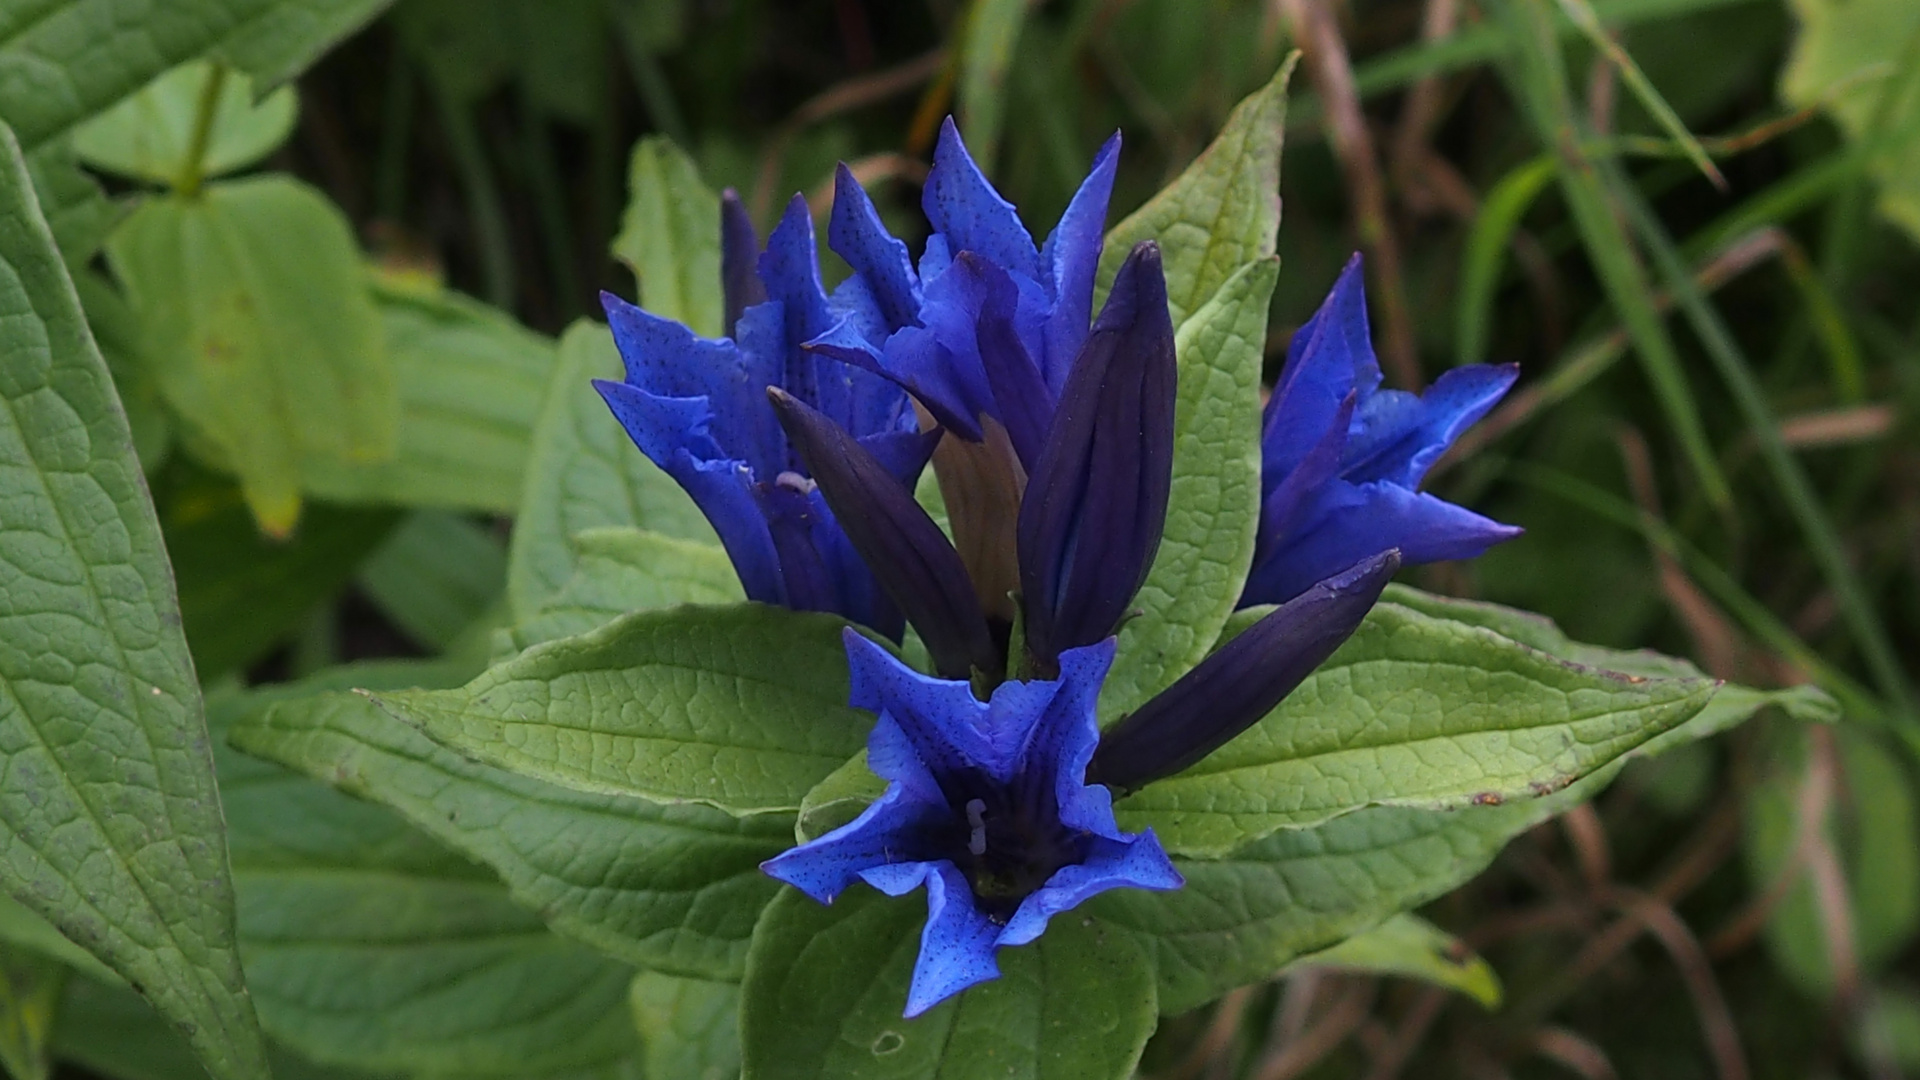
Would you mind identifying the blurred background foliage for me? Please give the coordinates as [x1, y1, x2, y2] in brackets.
[43, 0, 1920, 1075]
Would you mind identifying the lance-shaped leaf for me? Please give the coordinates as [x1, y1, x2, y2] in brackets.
[0, 124, 268, 1079]
[1089, 551, 1398, 794]
[720, 189, 766, 335]
[1017, 241, 1176, 671]
[769, 388, 997, 680]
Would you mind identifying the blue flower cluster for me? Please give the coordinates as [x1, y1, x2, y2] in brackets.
[597, 123, 1517, 1014]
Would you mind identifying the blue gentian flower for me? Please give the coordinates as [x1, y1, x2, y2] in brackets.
[810, 117, 1120, 465]
[763, 630, 1183, 1016]
[596, 192, 933, 640]
[1245, 256, 1522, 607]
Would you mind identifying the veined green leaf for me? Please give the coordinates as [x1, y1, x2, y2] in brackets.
[0, 122, 268, 1080]
[208, 669, 640, 1076]
[613, 137, 722, 338]
[511, 526, 742, 649]
[372, 604, 873, 813]
[73, 60, 297, 186]
[53, 976, 368, 1080]
[1285, 913, 1501, 1009]
[795, 750, 887, 844]
[25, 142, 121, 267]
[740, 888, 1156, 1080]
[1113, 601, 1719, 856]
[1101, 258, 1274, 720]
[107, 175, 397, 536]
[0, 0, 388, 158]
[631, 972, 742, 1080]
[229, 671, 788, 980]
[302, 276, 554, 514]
[507, 320, 714, 619]
[1096, 54, 1294, 326]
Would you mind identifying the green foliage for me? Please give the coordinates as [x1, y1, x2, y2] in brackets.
[0, 122, 268, 1080]
[509, 526, 744, 649]
[613, 137, 724, 338]
[1783, 0, 1920, 240]
[630, 972, 743, 1080]
[108, 176, 397, 535]
[371, 605, 875, 813]
[1285, 913, 1501, 1009]
[741, 888, 1158, 1080]
[73, 61, 298, 186]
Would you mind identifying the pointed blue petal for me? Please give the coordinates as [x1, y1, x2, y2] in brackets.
[808, 264, 997, 441]
[1037, 131, 1120, 388]
[759, 194, 835, 354]
[594, 379, 784, 604]
[1257, 391, 1354, 569]
[923, 117, 1039, 280]
[1342, 363, 1519, 487]
[1260, 255, 1372, 479]
[829, 162, 922, 331]
[1094, 551, 1398, 791]
[1246, 481, 1520, 606]
[901, 863, 1004, 1017]
[965, 253, 1054, 469]
[1025, 640, 1118, 838]
[605, 290, 784, 475]
[761, 787, 944, 903]
[720, 189, 765, 335]
[846, 629, 1001, 783]
[999, 830, 1183, 947]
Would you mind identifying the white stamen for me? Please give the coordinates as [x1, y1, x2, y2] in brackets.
[774, 470, 817, 495]
[965, 798, 988, 856]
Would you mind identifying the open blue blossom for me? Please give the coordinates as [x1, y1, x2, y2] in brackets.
[763, 630, 1182, 1016]
[810, 118, 1120, 465]
[1245, 256, 1522, 607]
[596, 193, 931, 639]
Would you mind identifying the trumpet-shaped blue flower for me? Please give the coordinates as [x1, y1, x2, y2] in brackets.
[810, 118, 1120, 466]
[596, 193, 930, 639]
[763, 630, 1182, 1016]
[1245, 256, 1522, 607]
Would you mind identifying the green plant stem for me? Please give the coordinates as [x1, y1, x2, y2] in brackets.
[173, 63, 227, 198]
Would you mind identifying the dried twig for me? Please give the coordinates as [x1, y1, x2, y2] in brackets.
[751, 48, 948, 218]
[1533, 1026, 1620, 1080]
[1617, 427, 1746, 678]
[1361, 987, 1448, 1080]
[1251, 976, 1378, 1080]
[1277, 0, 1422, 389]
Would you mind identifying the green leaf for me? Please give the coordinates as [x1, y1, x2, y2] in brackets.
[796, 750, 887, 844]
[206, 670, 641, 1075]
[1112, 601, 1719, 856]
[740, 888, 1157, 1080]
[228, 671, 788, 980]
[73, 61, 297, 186]
[630, 972, 742, 1080]
[25, 142, 122, 267]
[1781, 0, 1920, 242]
[52, 976, 369, 1080]
[1379, 584, 1843, 740]
[1100, 258, 1275, 720]
[0, 896, 116, 986]
[106, 175, 397, 536]
[301, 274, 554, 513]
[0, 122, 268, 1080]
[73, 270, 170, 472]
[164, 480, 399, 679]
[0, 944, 65, 1080]
[1095, 54, 1294, 326]
[613, 138, 722, 338]
[372, 604, 873, 813]
[507, 320, 714, 619]
[0, 0, 387, 158]
[358, 510, 508, 652]
[238, 864, 637, 1075]
[1101, 638, 1795, 1014]
[1285, 913, 1501, 1009]
[511, 526, 742, 649]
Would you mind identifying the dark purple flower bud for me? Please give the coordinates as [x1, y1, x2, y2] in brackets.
[1016, 240, 1176, 673]
[1087, 550, 1401, 794]
[720, 188, 766, 336]
[768, 387, 1000, 681]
